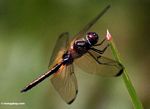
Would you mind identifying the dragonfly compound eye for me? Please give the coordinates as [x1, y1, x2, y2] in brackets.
[86, 32, 99, 45]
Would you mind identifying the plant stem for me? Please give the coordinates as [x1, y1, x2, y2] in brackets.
[109, 39, 143, 109]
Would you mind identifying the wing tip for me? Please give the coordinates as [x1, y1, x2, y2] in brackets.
[115, 68, 124, 77]
[114, 62, 124, 77]
[67, 99, 75, 105]
[67, 90, 78, 105]
[60, 32, 69, 38]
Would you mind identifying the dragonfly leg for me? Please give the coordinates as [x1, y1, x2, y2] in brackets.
[87, 51, 110, 65]
[101, 44, 110, 53]
[87, 51, 100, 64]
[90, 44, 109, 54]
[94, 38, 106, 46]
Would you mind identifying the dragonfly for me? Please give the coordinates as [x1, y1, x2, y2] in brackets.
[21, 5, 123, 104]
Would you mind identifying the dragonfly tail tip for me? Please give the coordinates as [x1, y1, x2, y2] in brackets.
[20, 89, 25, 93]
[20, 87, 28, 93]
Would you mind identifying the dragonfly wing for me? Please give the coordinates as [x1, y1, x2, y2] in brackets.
[75, 50, 123, 77]
[48, 32, 70, 68]
[51, 64, 78, 104]
[71, 5, 110, 42]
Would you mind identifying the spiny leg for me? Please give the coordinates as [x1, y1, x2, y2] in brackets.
[90, 44, 109, 54]
[87, 51, 110, 65]
[94, 38, 106, 46]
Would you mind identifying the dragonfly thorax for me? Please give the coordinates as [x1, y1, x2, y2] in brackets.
[73, 39, 90, 54]
[73, 32, 99, 55]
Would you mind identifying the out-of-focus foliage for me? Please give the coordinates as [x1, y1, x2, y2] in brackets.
[0, 0, 149, 109]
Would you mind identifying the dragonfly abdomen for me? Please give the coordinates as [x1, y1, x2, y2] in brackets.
[21, 62, 63, 93]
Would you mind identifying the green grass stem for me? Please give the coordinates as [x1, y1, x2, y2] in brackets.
[108, 37, 143, 109]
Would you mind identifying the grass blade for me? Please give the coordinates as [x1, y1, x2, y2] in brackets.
[106, 30, 143, 109]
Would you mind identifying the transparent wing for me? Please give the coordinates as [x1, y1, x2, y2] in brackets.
[75, 50, 123, 77]
[70, 5, 110, 43]
[48, 32, 70, 68]
[51, 64, 78, 104]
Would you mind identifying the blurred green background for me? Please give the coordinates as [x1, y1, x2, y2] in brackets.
[0, 0, 149, 109]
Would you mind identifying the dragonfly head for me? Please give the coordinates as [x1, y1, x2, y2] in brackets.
[86, 32, 99, 46]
